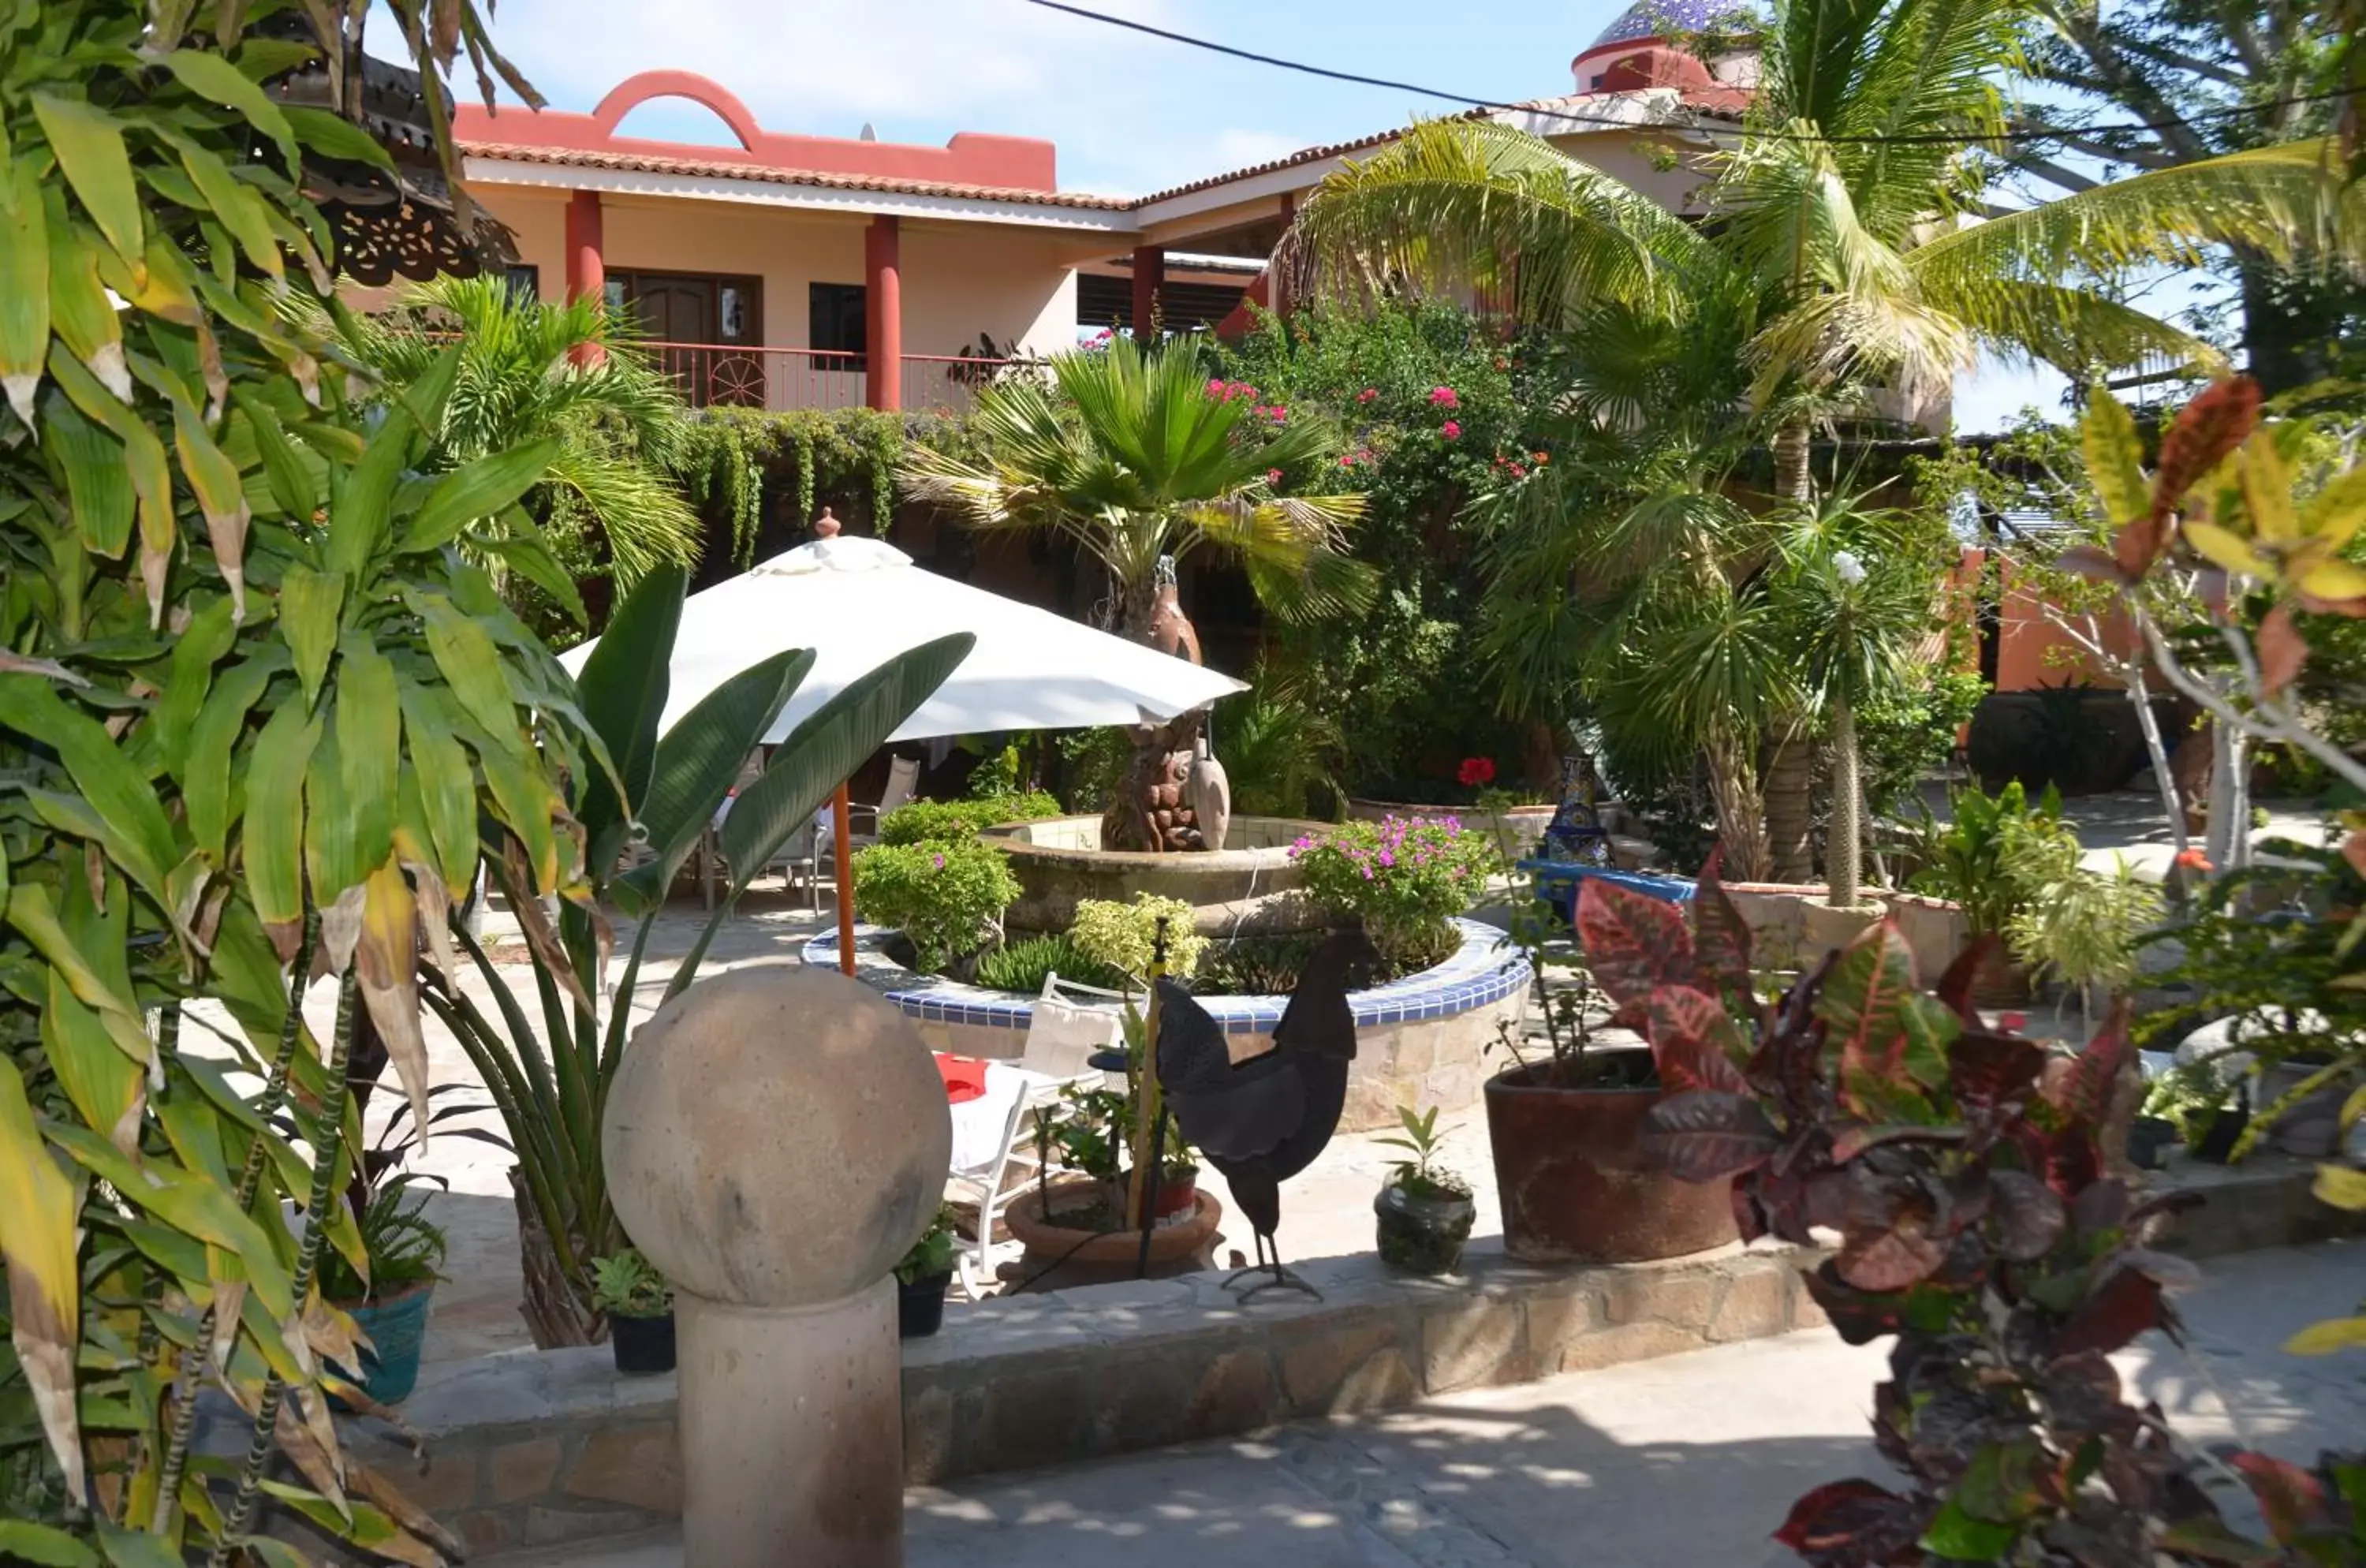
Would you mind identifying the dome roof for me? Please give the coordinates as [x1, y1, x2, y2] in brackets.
[1579, 0, 1735, 59]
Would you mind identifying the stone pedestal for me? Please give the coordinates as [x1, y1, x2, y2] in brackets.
[603, 961, 951, 1568]
[677, 1282, 905, 1565]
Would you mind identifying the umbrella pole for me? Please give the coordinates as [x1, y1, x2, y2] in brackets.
[834, 783, 856, 976]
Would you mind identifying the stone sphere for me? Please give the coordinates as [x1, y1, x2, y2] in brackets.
[602, 961, 952, 1308]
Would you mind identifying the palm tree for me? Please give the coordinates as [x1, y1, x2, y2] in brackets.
[1767, 498, 1946, 908]
[901, 335, 1372, 639]
[1290, 0, 2366, 879]
[339, 275, 704, 627]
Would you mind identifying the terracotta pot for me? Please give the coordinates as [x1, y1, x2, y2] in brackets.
[1003, 1181, 1224, 1288]
[1969, 943, 2035, 1010]
[1483, 1056, 1737, 1264]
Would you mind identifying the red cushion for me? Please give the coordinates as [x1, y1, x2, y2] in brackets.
[934, 1053, 988, 1105]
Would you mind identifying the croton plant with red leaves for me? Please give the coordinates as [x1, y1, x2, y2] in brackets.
[1576, 866, 2362, 1566]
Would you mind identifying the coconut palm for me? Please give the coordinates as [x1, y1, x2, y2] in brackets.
[901, 334, 1372, 639]
[1290, 0, 2366, 879]
[339, 274, 704, 624]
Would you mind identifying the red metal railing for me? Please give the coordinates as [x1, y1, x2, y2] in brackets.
[639, 341, 1026, 417]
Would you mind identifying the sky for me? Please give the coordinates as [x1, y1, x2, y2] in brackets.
[412, 0, 2112, 433]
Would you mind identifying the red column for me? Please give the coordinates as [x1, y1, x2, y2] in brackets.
[564, 189, 604, 301]
[564, 190, 605, 366]
[865, 215, 901, 412]
[1131, 244, 1165, 341]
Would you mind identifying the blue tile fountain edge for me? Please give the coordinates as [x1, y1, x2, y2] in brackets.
[802, 917, 1531, 1036]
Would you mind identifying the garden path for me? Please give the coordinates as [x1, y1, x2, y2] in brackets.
[487, 1240, 2366, 1568]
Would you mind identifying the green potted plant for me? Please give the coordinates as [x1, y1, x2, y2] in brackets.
[1908, 780, 2081, 1003]
[1478, 876, 1738, 1263]
[1372, 1105, 1475, 1275]
[895, 1204, 961, 1338]
[590, 1249, 675, 1375]
[320, 1176, 448, 1409]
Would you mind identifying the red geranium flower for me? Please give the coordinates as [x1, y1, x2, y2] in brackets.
[1457, 756, 1496, 788]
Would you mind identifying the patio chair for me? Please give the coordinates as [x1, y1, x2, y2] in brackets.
[759, 816, 823, 910]
[817, 754, 923, 893]
[945, 973, 1127, 1299]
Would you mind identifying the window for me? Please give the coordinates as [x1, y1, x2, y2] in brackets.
[502, 263, 539, 304]
[809, 282, 866, 371]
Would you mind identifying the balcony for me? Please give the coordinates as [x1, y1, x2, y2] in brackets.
[643, 342, 1024, 417]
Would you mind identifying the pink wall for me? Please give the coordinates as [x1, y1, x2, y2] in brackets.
[1994, 559, 2142, 693]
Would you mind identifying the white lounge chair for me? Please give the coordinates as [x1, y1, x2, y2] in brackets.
[944, 973, 1126, 1299]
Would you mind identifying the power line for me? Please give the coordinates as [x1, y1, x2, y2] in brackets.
[1023, 0, 2360, 151]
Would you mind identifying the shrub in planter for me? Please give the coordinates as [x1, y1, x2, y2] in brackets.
[896, 1204, 961, 1338]
[853, 838, 1021, 973]
[972, 932, 1130, 995]
[1290, 816, 1498, 973]
[590, 1249, 675, 1375]
[1069, 893, 1208, 985]
[879, 791, 1064, 847]
[1373, 1105, 1475, 1275]
[2136, 841, 2366, 1160]
[1607, 872, 2317, 1564]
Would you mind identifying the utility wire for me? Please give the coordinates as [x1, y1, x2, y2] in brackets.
[1024, 0, 2360, 151]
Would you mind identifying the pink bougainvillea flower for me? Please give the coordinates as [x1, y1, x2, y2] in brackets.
[1340, 455, 1357, 468]
[1429, 386, 1460, 408]
[1268, 404, 1288, 422]
[1267, 468, 1284, 485]
[1441, 420, 1461, 440]
[1357, 386, 1379, 403]
[1206, 378, 1226, 398]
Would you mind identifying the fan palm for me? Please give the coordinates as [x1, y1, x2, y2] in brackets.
[901, 335, 1373, 638]
[339, 275, 705, 619]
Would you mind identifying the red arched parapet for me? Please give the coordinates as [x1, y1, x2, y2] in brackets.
[591, 71, 763, 151]
[453, 69, 1059, 192]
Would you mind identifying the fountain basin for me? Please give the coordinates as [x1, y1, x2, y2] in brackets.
[803, 917, 1531, 1133]
[982, 813, 1330, 937]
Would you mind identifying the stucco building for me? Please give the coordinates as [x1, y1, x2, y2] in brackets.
[451, 3, 1758, 417]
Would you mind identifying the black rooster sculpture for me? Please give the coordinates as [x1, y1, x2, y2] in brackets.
[1155, 924, 1379, 1301]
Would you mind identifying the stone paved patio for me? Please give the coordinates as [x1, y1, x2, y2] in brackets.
[484, 1241, 2366, 1567]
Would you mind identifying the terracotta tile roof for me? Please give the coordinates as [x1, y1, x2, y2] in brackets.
[1129, 91, 1735, 208]
[1132, 114, 1491, 207]
[459, 141, 1138, 211]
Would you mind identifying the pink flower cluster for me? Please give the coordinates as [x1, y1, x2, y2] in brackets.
[1357, 386, 1380, 404]
[1338, 446, 1377, 469]
[1428, 386, 1460, 409]
[1441, 421, 1461, 440]
[1206, 379, 1289, 421]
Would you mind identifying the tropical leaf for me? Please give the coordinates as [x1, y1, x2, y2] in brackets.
[397, 436, 560, 553]
[244, 700, 322, 960]
[0, 155, 50, 427]
[571, 562, 685, 871]
[1574, 876, 1697, 1010]
[277, 562, 344, 706]
[611, 648, 812, 918]
[718, 634, 972, 888]
[32, 93, 142, 264]
[0, 1055, 84, 1502]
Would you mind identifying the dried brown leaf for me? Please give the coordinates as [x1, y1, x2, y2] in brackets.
[2257, 603, 2309, 697]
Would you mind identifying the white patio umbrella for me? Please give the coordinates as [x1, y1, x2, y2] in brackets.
[595, 534, 1245, 741]
[563, 535, 1245, 969]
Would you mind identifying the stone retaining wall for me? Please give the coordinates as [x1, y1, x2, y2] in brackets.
[296, 1157, 2358, 1559]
